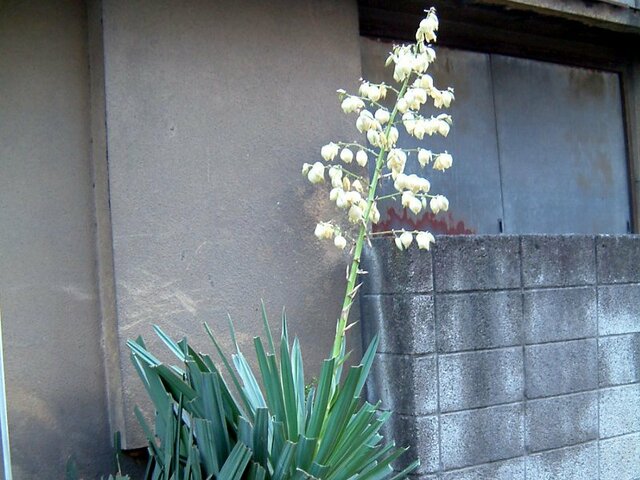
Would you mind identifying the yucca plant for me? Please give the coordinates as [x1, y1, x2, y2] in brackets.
[128, 308, 417, 479]
[129, 7, 454, 478]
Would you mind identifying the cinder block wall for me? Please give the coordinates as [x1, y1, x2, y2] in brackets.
[360, 235, 640, 479]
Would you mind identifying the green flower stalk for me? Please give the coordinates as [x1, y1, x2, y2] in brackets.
[303, 7, 455, 371]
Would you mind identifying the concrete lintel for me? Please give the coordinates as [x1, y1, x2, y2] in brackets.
[471, 0, 640, 32]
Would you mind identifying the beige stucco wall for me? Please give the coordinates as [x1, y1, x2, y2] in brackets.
[0, 0, 112, 477]
[99, 0, 363, 448]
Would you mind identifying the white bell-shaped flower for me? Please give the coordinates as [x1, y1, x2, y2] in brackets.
[348, 204, 363, 223]
[416, 231, 435, 250]
[356, 150, 368, 167]
[409, 197, 422, 215]
[433, 152, 453, 171]
[321, 143, 339, 161]
[340, 148, 354, 164]
[430, 195, 449, 214]
[307, 162, 325, 184]
[418, 149, 433, 167]
[400, 230, 413, 249]
[314, 222, 334, 240]
[375, 109, 390, 125]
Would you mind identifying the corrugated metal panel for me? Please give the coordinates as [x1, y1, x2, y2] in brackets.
[360, 39, 504, 234]
[492, 55, 631, 234]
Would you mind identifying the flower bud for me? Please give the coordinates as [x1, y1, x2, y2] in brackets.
[334, 235, 347, 250]
[433, 152, 453, 171]
[342, 176, 351, 191]
[416, 231, 435, 250]
[321, 143, 339, 161]
[356, 150, 368, 167]
[352, 179, 364, 193]
[340, 148, 353, 164]
[394, 236, 404, 251]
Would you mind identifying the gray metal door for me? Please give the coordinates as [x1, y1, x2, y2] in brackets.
[360, 39, 631, 234]
[360, 38, 504, 234]
[491, 55, 631, 234]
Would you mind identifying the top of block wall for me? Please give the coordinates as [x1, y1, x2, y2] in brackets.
[361, 235, 640, 294]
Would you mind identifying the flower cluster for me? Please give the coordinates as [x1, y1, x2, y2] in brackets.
[305, 7, 454, 253]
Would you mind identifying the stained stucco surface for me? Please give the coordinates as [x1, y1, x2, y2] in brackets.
[101, 0, 363, 447]
[0, 0, 112, 477]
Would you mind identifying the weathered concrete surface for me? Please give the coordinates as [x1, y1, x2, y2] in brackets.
[493, 56, 630, 234]
[0, 0, 112, 477]
[361, 235, 640, 477]
[101, 0, 363, 447]
[472, 0, 640, 31]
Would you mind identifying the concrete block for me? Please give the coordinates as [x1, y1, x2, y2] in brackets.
[599, 333, 640, 387]
[439, 458, 524, 480]
[598, 284, 640, 335]
[360, 294, 434, 355]
[436, 291, 523, 353]
[597, 235, 640, 284]
[432, 236, 520, 292]
[440, 403, 524, 470]
[367, 353, 437, 416]
[600, 383, 640, 438]
[599, 433, 640, 480]
[382, 414, 439, 475]
[523, 287, 596, 343]
[521, 236, 595, 288]
[525, 339, 597, 399]
[362, 238, 433, 294]
[439, 348, 523, 412]
[526, 442, 598, 480]
[525, 392, 598, 452]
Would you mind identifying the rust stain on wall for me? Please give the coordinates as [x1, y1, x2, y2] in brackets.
[374, 207, 475, 235]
